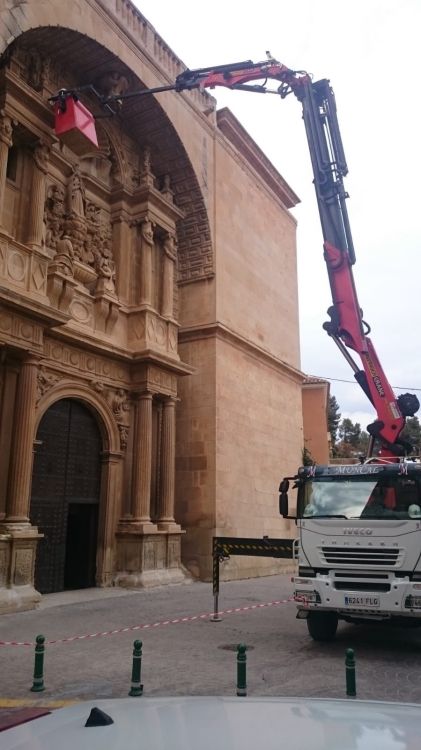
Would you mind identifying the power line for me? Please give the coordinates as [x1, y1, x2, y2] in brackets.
[315, 375, 421, 393]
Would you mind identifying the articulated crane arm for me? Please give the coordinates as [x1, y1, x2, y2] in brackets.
[53, 57, 419, 456]
[170, 57, 419, 457]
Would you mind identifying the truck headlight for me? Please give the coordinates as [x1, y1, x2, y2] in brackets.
[294, 589, 321, 604]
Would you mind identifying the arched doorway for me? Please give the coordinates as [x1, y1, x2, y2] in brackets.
[30, 399, 102, 594]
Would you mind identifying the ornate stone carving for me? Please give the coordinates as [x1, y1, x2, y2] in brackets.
[163, 233, 177, 262]
[139, 147, 155, 188]
[138, 217, 155, 306]
[0, 110, 13, 147]
[36, 366, 60, 401]
[109, 388, 130, 421]
[44, 184, 66, 251]
[52, 234, 74, 276]
[26, 49, 51, 92]
[69, 297, 92, 325]
[95, 248, 115, 295]
[160, 174, 174, 203]
[162, 233, 177, 319]
[106, 388, 130, 450]
[33, 142, 50, 175]
[96, 71, 130, 104]
[68, 164, 86, 218]
[90, 379, 105, 393]
[0, 309, 43, 352]
[141, 217, 154, 245]
[43, 338, 128, 382]
[65, 166, 87, 261]
[84, 200, 100, 267]
[118, 423, 129, 450]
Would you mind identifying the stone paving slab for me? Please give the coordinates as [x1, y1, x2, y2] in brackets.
[0, 575, 421, 706]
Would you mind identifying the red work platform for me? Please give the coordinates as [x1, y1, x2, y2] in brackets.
[54, 97, 98, 155]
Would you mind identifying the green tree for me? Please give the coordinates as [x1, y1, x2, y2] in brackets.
[336, 419, 370, 458]
[400, 416, 421, 454]
[338, 418, 361, 447]
[358, 430, 370, 455]
[328, 394, 341, 454]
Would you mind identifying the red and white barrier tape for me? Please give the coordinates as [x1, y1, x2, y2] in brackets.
[0, 597, 293, 647]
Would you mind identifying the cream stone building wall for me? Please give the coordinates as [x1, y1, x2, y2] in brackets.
[177, 111, 303, 580]
[0, 0, 305, 611]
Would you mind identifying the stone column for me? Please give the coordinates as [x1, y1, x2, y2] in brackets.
[96, 450, 123, 585]
[130, 392, 156, 530]
[157, 396, 179, 530]
[0, 110, 13, 230]
[112, 216, 131, 303]
[139, 218, 154, 306]
[26, 142, 50, 248]
[161, 234, 177, 319]
[6, 356, 39, 524]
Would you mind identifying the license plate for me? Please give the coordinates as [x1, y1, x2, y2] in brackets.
[344, 595, 380, 608]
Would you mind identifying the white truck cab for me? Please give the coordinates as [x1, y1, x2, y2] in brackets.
[281, 461, 421, 640]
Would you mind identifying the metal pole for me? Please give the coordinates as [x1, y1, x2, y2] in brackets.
[345, 647, 356, 697]
[211, 540, 221, 621]
[30, 634, 46, 692]
[236, 644, 247, 697]
[129, 640, 143, 697]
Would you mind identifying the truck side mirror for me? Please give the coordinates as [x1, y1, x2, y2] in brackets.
[279, 478, 289, 517]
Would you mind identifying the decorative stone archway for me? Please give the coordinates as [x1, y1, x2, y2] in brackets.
[31, 398, 102, 593]
[35, 383, 123, 587]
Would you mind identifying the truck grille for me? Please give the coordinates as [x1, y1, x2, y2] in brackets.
[320, 546, 402, 567]
[334, 581, 391, 592]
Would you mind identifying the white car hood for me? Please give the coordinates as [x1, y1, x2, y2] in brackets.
[2, 696, 421, 750]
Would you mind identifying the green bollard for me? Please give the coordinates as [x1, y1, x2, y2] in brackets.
[30, 635, 46, 693]
[129, 640, 143, 697]
[236, 643, 247, 697]
[345, 647, 356, 697]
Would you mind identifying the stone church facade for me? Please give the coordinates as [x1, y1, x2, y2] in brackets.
[0, 0, 306, 613]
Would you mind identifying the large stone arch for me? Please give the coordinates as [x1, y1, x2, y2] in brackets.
[34, 383, 123, 585]
[0, 4, 214, 282]
[35, 380, 120, 453]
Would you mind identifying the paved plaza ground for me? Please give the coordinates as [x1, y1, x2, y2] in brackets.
[1, 573, 421, 715]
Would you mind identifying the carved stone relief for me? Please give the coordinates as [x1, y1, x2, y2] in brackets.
[0, 110, 13, 147]
[36, 366, 61, 402]
[90, 379, 105, 394]
[163, 233, 177, 262]
[107, 387, 130, 450]
[118, 424, 129, 450]
[7, 43, 65, 101]
[96, 71, 130, 103]
[45, 168, 117, 299]
[138, 147, 156, 189]
[43, 338, 128, 382]
[108, 388, 130, 421]
[0, 309, 43, 352]
[44, 183, 66, 252]
[160, 174, 174, 203]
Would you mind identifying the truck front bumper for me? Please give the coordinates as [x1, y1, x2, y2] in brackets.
[293, 573, 421, 620]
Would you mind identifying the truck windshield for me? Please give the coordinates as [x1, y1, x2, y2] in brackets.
[301, 476, 421, 520]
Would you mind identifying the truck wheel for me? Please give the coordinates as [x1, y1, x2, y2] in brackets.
[307, 611, 338, 641]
